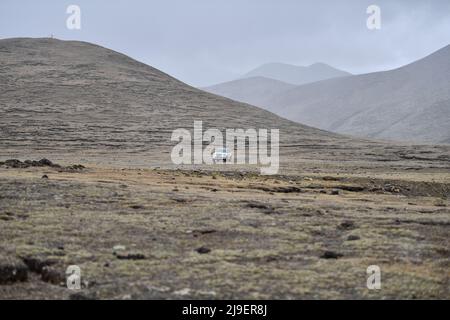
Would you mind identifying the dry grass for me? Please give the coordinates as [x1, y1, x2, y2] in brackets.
[0, 165, 448, 299]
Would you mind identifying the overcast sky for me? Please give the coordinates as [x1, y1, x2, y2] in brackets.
[1, 0, 449, 86]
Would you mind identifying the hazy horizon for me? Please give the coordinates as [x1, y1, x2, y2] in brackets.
[1, 0, 450, 86]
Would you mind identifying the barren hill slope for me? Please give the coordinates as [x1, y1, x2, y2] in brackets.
[0, 38, 448, 171]
[202, 76, 295, 109]
[266, 45, 450, 144]
[0, 38, 449, 300]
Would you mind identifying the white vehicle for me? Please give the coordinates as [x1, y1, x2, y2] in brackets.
[212, 147, 232, 163]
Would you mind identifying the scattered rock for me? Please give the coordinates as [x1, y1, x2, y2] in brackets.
[245, 202, 270, 209]
[130, 205, 144, 210]
[113, 245, 126, 253]
[0, 212, 15, 221]
[257, 186, 303, 193]
[338, 220, 356, 230]
[116, 253, 146, 260]
[434, 201, 446, 207]
[22, 256, 58, 273]
[0, 158, 84, 171]
[69, 292, 96, 300]
[0, 257, 28, 284]
[322, 176, 341, 181]
[41, 266, 65, 285]
[192, 229, 217, 237]
[38, 158, 54, 166]
[384, 184, 401, 193]
[17, 213, 29, 220]
[264, 256, 278, 262]
[274, 186, 302, 193]
[21, 256, 64, 285]
[41, 174, 49, 179]
[244, 201, 278, 214]
[66, 164, 85, 170]
[336, 185, 365, 192]
[4, 159, 27, 168]
[174, 288, 191, 296]
[320, 251, 343, 259]
[196, 247, 211, 254]
[331, 189, 340, 195]
[347, 235, 361, 241]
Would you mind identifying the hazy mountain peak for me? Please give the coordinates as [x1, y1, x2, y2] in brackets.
[308, 62, 329, 68]
[203, 62, 351, 110]
[202, 76, 295, 107]
[265, 44, 450, 144]
[243, 62, 351, 85]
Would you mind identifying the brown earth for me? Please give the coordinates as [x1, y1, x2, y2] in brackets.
[0, 38, 449, 299]
[0, 162, 448, 299]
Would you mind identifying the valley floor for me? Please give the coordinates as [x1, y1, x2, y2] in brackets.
[0, 163, 449, 299]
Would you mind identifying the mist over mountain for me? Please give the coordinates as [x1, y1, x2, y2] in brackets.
[266, 44, 450, 144]
[203, 62, 349, 110]
[243, 62, 351, 85]
[205, 45, 450, 144]
[202, 76, 295, 109]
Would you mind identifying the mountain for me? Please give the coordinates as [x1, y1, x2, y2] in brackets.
[0, 38, 448, 170]
[202, 63, 350, 110]
[265, 45, 450, 144]
[243, 62, 351, 85]
[202, 76, 295, 108]
[0, 37, 348, 167]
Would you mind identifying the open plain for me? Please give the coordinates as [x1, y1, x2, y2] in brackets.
[0, 38, 449, 299]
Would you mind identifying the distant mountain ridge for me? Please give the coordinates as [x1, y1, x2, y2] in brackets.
[266, 44, 450, 144]
[203, 62, 350, 111]
[202, 76, 295, 108]
[242, 62, 351, 85]
[204, 46, 450, 144]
